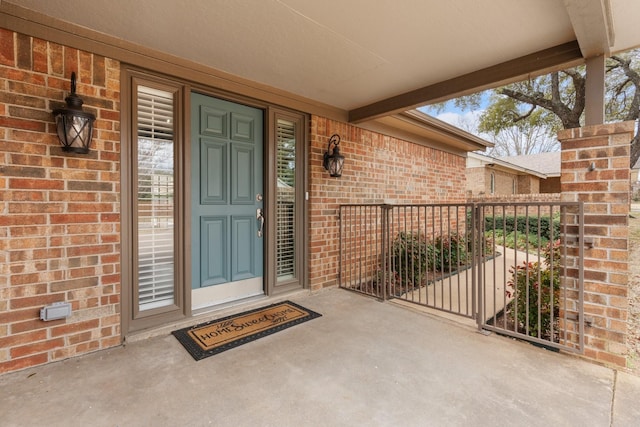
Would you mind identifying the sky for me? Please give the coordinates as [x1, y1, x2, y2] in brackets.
[419, 104, 486, 137]
[418, 91, 492, 138]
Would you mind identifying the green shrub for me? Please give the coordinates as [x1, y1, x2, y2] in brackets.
[506, 240, 561, 339]
[390, 231, 471, 285]
[484, 214, 560, 241]
[390, 231, 433, 285]
[433, 232, 469, 271]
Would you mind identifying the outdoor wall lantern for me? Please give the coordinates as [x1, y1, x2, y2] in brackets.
[52, 72, 95, 154]
[323, 134, 345, 177]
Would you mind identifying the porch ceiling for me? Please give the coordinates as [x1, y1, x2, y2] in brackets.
[5, 0, 640, 122]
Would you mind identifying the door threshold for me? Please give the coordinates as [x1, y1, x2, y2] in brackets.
[191, 293, 268, 316]
[192, 288, 310, 318]
[125, 289, 311, 344]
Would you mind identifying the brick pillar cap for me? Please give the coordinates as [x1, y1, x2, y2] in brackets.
[558, 121, 636, 142]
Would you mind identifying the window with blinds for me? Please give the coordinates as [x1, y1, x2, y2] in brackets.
[136, 86, 176, 311]
[276, 119, 296, 281]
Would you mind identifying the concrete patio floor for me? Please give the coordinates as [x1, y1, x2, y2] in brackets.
[1, 288, 640, 426]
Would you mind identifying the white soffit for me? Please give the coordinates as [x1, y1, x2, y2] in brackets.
[5, 0, 640, 111]
[608, 0, 640, 53]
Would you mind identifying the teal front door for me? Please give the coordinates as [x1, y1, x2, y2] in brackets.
[191, 93, 264, 309]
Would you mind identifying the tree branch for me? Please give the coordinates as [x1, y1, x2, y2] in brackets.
[511, 105, 537, 123]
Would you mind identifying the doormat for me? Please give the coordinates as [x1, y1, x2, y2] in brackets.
[172, 301, 322, 360]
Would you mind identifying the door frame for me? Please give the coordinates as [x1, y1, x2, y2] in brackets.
[121, 66, 309, 335]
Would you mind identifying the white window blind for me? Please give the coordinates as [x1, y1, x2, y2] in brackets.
[136, 86, 175, 310]
[276, 119, 296, 280]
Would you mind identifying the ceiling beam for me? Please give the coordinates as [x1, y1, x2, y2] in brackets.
[348, 40, 583, 124]
[563, 0, 614, 58]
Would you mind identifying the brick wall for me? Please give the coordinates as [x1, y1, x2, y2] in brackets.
[558, 122, 634, 368]
[491, 168, 517, 194]
[309, 116, 467, 291]
[468, 167, 522, 195]
[468, 193, 562, 204]
[466, 167, 485, 195]
[540, 176, 561, 193]
[467, 166, 546, 196]
[517, 174, 540, 194]
[0, 30, 121, 373]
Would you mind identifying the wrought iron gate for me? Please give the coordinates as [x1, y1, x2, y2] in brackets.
[338, 202, 584, 353]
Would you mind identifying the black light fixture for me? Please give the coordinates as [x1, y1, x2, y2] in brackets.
[52, 72, 95, 154]
[323, 134, 345, 177]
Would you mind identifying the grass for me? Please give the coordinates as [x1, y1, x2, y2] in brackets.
[485, 229, 549, 252]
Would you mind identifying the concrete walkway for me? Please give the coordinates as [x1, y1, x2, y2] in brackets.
[398, 247, 531, 323]
[1, 288, 640, 426]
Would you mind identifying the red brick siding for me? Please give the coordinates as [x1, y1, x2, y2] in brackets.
[467, 193, 562, 217]
[468, 193, 562, 204]
[558, 122, 634, 368]
[491, 169, 518, 194]
[517, 174, 540, 194]
[0, 30, 121, 374]
[309, 116, 467, 291]
[465, 167, 485, 195]
[540, 176, 561, 193]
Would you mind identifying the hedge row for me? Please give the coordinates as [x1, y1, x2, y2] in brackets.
[483, 215, 560, 241]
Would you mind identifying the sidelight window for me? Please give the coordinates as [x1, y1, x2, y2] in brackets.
[276, 119, 296, 281]
[136, 86, 176, 310]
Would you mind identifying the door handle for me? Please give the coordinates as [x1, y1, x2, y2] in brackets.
[256, 208, 264, 238]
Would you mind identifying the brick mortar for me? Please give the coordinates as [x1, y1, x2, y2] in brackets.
[0, 31, 121, 374]
[559, 122, 634, 369]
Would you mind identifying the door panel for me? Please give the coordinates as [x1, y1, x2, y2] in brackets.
[200, 216, 227, 286]
[231, 215, 256, 281]
[201, 141, 227, 204]
[191, 92, 264, 308]
[231, 113, 256, 142]
[200, 107, 227, 137]
[231, 143, 255, 204]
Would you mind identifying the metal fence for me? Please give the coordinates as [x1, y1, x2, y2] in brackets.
[338, 202, 584, 353]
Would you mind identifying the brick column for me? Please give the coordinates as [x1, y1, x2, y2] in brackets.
[558, 122, 634, 368]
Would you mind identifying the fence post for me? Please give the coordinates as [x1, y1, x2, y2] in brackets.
[380, 204, 391, 300]
[338, 206, 342, 288]
[473, 203, 484, 331]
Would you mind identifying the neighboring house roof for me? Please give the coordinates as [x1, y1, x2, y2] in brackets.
[4, 1, 639, 121]
[498, 152, 561, 177]
[467, 152, 547, 179]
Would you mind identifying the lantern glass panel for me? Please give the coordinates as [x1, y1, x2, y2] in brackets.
[330, 156, 344, 177]
[55, 112, 94, 153]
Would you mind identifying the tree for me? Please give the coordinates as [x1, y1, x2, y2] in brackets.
[606, 53, 640, 166]
[444, 106, 559, 156]
[484, 123, 560, 157]
[434, 49, 640, 165]
[477, 97, 560, 156]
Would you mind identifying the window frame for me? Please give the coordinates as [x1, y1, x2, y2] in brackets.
[490, 172, 495, 194]
[122, 70, 187, 333]
[266, 107, 308, 295]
